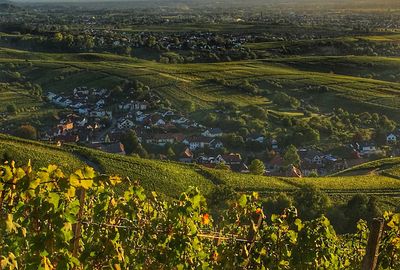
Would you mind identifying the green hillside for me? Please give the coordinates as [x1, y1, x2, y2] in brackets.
[1, 47, 400, 119]
[1, 134, 399, 208]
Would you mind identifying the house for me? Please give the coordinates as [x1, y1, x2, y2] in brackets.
[216, 153, 246, 172]
[267, 154, 284, 171]
[136, 114, 149, 123]
[247, 134, 265, 143]
[117, 118, 135, 130]
[172, 117, 189, 125]
[71, 102, 84, 109]
[183, 136, 213, 150]
[387, 133, 397, 144]
[90, 110, 112, 119]
[119, 101, 149, 111]
[360, 142, 377, 153]
[73, 87, 89, 96]
[145, 133, 184, 146]
[179, 148, 194, 163]
[57, 122, 74, 135]
[105, 131, 124, 143]
[96, 142, 126, 155]
[196, 155, 217, 164]
[47, 92, 57, 101]
[202, 128, 223, 138]
[78, 108, 89, 115]
[77, 117, 88, 127]
[216, 153, 242, 165]
[210, 139, 224, 149]
[162, 111, 175, 117]
[299, 148, 324, 166]
[155, 119, 166, 127]
[96, 99, 105, 108]
[92, 89, 108, 97]
[271, 139, 279, 150]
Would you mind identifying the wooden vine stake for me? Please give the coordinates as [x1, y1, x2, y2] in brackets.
[362, 218, 384, 270]
[242, 212, 263, 267]
[73, 188, 86, 259]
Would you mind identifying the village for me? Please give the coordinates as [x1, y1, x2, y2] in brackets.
[42, 86, 400, 178]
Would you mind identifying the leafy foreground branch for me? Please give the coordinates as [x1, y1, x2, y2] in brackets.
[0, 162, 399, 269]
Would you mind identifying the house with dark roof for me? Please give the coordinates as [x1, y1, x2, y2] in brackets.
[95, 142, 126, 155]
[145, 133, 185, 146]
[267, 154, 284, 171]
[216, 153, 242, 165]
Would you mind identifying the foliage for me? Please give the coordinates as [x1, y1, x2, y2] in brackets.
[6, 103, 17, 114]
[13, 124, 37, 140]
[283, 145, 300, 167]
[249, 159, 265, 175]
[293, 185, 332, 221]
[0, 162, 398, 269]
[120, 129, 148, 158]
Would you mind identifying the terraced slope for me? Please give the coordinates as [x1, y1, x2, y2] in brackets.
[0, 134, 399, 208]
[1, 48, 400, 118]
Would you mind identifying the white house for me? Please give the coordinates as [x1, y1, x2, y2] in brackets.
[118, 119, 135, 130]
[271, 139, 279, 150]
[387, 133, 397, 144]
[78, 108, 89, 115]
[73, 87, 89, 96]
[47, 92, 57, 101]
[96, 99, 105, 108]
[136, 114, 149, 123]
[360, 142, 377, 153]
[155, 119, 166, 126]
[202, 128, 223, 138]
[172, 117, 189, 125]
[77, 117, 88, 127]
[90, 110, 112, 119]
[247, 134, 265, 143]
[162, 111, 175, 117]
[183, 136, 212, 150]
[210, 139, 224, 149]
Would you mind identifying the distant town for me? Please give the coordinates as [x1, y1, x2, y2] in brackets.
[40, 86, 400, 177]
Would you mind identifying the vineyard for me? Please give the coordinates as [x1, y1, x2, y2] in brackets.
[0, 162, 399, 269]
[0, 134, 399, 209]
[1, 47, 400, 118]
[0, 134, 83, 172]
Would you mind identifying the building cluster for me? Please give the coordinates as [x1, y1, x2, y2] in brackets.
[42, 87, 400, 176]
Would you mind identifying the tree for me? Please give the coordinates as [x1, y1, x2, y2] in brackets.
[263, 193, 293, 216]
[121, 130, 148, 158]
[182, 100, 195, 113]
[248, 105, 267, 120]
[283, 145, 300, 167]
[166, 147, 175, 159]
[14, 125, 37, 140]
[6, 103, 17, 114]
[294, 185, 331, 220]
[53, 32, 63, 42]
[249, 159, 265, 175]
[222, 134, 244, 149]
